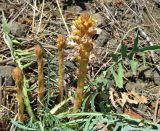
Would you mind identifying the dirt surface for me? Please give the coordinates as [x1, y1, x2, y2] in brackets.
[0, 0, 160, 130]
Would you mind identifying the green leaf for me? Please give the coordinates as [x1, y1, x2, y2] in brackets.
[117, 62, 124, 87]
[94, 75, 108, 87]
[130, 60, 138, 75]
[83, 116, 93, 131]
[139, 52, 146, 66]
[2, 11, 10, 34]
[138, 45, 160, 52]
[57, 112, 103, 119]
[82, 95, 90, 111]
[50, 96, 73, 115]
[99, 101, 108, 112]
[111, 62, 124, 88]
[3, 33, 15, 61]
[15, 49, 32, 56]
[121, 43, 127, 58]
[128, 32, 139, 59]
[3, 34, 13, 51]
[12, 39, 21, 45]
[111, 53, 119, 62]
[91, 92, 99, 112]
[36, 121, 44, 131]
[133, 32, 139, 50]
[11, 120, 36, 130]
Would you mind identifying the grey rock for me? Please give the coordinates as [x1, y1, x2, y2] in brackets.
[96, 30, 110, 47]
[67, 5, 82, 14]
[155, 0, 160, 5]
[154, 66, 160, 85]
[0, 66, 14, 86]
[125, 81, 146, 92]
[9, 22, 28, 37]
[0, 66, 14, 77]
[92, 13, 105, 26]
[92, 13, 110, 47]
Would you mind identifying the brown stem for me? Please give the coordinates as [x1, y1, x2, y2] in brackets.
[58, 49, 65, 102]
[35, 45, 44, 105]
[73, 59, 88, 113]
[57, 35, 66, 102]
[38, 58, 44, 103]
[12, 67, 24, 122]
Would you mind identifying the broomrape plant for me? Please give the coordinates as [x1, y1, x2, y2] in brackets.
[2, 12, 160, 131]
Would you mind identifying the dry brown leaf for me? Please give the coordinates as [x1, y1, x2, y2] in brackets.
[124, 108, 143, 120]
[126, 92, 138, 104]
[138, 95, 148, 104]
[109, 88, 117, 108]
[127, 91, 147, 104]
[109, 89, 148, 108]
[120, 92, 127, 107]
[96, 122, 108, 131]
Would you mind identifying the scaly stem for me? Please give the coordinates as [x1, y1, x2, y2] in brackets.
[73, 59, 88, 113]
[58, 48, 65, 102]
[37, 58, 44, 103]
[57, 35, 66, 102]
[16, 61, 37, 122]
[35, 45, 44, 105]
[16, 84, 24, 122]
[12, 67, 24, 122]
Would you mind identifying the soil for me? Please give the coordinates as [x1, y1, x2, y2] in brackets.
[0, 0, 160, 130]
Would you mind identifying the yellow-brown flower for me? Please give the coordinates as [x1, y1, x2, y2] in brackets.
[71, 12, 97, 113]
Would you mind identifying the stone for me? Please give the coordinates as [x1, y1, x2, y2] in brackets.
[154, 66, 160, 85]
[9, 22, 28, 37]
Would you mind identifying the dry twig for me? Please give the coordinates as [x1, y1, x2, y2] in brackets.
[153, 88, 160, 123]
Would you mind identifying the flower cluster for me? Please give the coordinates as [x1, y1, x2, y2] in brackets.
[71, 12, 97, 112]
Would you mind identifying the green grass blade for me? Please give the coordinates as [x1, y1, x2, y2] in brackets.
[138, 45, 160, 52]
